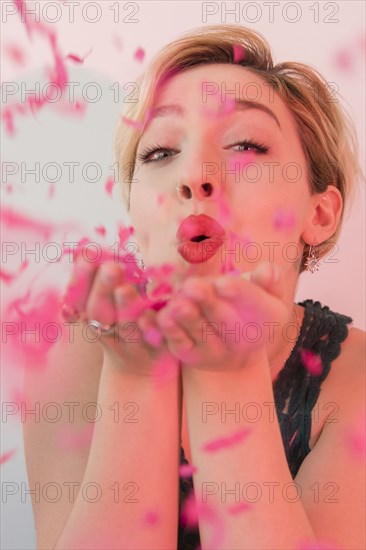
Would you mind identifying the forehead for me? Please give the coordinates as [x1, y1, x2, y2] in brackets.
[153, 64, 289, 119]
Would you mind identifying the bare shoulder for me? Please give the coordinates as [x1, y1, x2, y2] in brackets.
[327, 325, 365, 385]
[319, 324, 365, 417]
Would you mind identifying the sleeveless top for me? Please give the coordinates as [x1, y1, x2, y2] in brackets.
[177, 299, 353, 549]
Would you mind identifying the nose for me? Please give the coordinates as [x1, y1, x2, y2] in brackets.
[176, 181, 215, 201]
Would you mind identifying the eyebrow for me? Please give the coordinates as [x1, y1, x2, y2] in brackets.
[149, 99, 281, 130]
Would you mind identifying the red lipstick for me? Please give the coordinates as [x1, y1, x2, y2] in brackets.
[176, 214, 225, 264]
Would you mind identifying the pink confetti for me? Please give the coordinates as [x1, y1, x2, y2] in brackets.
[65, 49, 92, 64]
[121, 115, 144, 131]
[179, 463, 197, 478]
[4, 43, 27, 65]
[227, 500, 253, 515]
[134, 47, 145, 62]
[2, 108, 15, 136]
[180, 491, 226, 547]
[273, 209, 296, 231]
[1, 207, 55, 240]
[151, 351, 180, 387]
[7, 287, 63, 367]
[112, 35, 123, 51]
[94, 225, 106, 237]
[0, 261, 28, 284]
[48, 183, 55, 198]
[344, 414, 366, 459]
[180, 491, 199, 528]
[105, 176, 115, 196]
[144, 509, 159, 526]
[143, 326, 162, 348]
[233, 44, 245, 63]
[0, 449, 17, 465]
[203, 427, 251, 453]
[334, 49, 353, 72]
[157, 193, 167, 205]
[300, 348, 323, 376]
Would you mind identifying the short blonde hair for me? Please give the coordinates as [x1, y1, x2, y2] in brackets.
[114, 24, 363, 272]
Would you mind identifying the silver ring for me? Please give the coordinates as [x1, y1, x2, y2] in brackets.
[89, 320, 118, 336]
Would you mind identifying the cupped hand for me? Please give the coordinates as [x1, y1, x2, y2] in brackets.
[61, 255, 179, 378]
[154, 261, 290, 372]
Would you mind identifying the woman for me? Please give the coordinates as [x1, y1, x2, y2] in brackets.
[23, 24, 365, 549]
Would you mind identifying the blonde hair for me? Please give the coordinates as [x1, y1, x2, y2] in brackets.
[114, 24, 363, 272]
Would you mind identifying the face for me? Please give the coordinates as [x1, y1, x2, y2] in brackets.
[130, 64, 314, 294]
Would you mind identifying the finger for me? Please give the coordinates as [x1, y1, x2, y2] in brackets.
[181, 276, 268, 348]
[164, 297, 218, 349]
[86, 262, 124, 326]
[248, 261, 282, 298]
[62, 256, 98, 320]
[135, 308, 163, 349]
[156, 307, 198, 362]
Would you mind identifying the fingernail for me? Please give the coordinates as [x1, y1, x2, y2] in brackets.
[240, 272, 251, 282]
[213, 278, 235, 295]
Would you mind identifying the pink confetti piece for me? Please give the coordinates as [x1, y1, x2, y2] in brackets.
[233, 44, 245, 63]
[121, 115, 144, 131]
[112, 35, 123, 51]
[105, 176, 115, 196]
[344, 414, 366, 459]
[227, 501, 253, 515]
[151, 351, 180, 387]
[0, 449, 17, 465]
[202, 427, 251, 453]
[134, 47, 145, 62]
[1, 207, 55, 240]
[65, 49, 92, 64]
[4, 43, 27, 65]
[3, 287, 66, 375]
[13, 0, 33, 38]
[2, 108, 15, 136]
[157, 193, 167, 205]
[94, 225, 106, 237]
[144, 509, 159, 526]
[0, 261, 28, 284]
[334, 49, 353, 72]
[143, 326, 162, 348]
[48, 183, 55, 199]
[180, 491, 199, 528]
[273, 208, 296, 231]
[179, 463, 197, 478]
[300, 348, 323, 376]
[180, 491, 226, 548]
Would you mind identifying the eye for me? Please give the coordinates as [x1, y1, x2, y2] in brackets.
[229, 139, 270, 154]
[136, 144, 179, 164]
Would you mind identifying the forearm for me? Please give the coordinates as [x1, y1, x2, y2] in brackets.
[55, 359, 181, 550]
[182, 350, 316, 550]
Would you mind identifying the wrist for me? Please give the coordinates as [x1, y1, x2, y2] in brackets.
[182, 347, 269, 388]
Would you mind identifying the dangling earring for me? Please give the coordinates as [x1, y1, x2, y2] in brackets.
[305, 244, 320, 273]
[139, 258, 145, 271]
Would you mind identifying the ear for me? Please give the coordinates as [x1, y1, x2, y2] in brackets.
[301, 185, 343, 245]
